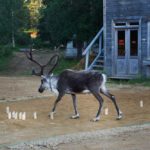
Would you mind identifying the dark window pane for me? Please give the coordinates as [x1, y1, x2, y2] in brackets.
[130, 30, 138, 56]
[116, 23, 126, 26]
[118, 31, 125, 56]
[130, 22, 139, 26]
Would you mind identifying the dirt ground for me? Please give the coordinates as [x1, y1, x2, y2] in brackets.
[56, 126, 150, 150]
[0, 77, 150, 149]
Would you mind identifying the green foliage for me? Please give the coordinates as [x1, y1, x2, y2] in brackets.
[0, 0, 30, 45]
[33, 38, 44, 48]
[128, 78, 150, 86]
[0, 56, 12, 72]
[39, 0, 103, 46]
[0, 45, 17, 73]
[109, 78, 150, 87]
[54, 57, 79, 74]
[16, 32, 30, 46]
[26, 0, 44, 29]
[0, 45, 14, 72]
[0, 45, 14, 57]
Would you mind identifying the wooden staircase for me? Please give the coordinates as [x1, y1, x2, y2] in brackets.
[82, 27, 104, 71]
[92, 56, 104, 71]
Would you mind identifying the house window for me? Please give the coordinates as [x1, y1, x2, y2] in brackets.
[114, 20, 139, 28]
[130, 30, 138, 56]
[129, 22, 139, 26]
[115, 22, 126, 26]
[118, 31, 125, 56]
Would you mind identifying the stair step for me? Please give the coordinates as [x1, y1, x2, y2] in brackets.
[93, 67, 104, 71]
[98, 56, 104, 58]
[93, 65, 104, 68]
[93, 55, 104, 58]
[96, 60, 104, 63]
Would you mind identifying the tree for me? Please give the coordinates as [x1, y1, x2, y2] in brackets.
[26, 0, 44, 29]
[0, 0, 30, 46]
[39, 0, 103, 50]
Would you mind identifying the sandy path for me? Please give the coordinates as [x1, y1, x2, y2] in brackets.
[0, 77, 149, 149]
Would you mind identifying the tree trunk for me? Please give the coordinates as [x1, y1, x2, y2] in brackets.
[76, 41, 83, 59]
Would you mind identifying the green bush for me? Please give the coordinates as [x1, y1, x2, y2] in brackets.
[0, 56, 11, 72]
[16, 32, 30, 46]
[0, 45, 14, 57]
[33, 38, 44, 48]
[54, 57, 79, 74]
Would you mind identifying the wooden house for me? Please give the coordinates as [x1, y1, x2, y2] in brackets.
[83, 0, 150, 78]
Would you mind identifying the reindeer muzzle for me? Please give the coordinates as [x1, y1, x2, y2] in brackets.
[38, 87, 44, 93]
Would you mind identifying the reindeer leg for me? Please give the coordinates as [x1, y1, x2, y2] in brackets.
[91, 91, 104, 122]
[100, 87, 123, 120]
[70, 94, 80, 119]
[49, 93, 64, 120]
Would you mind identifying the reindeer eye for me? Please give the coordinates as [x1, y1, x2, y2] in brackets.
[42, 78, 47, 83]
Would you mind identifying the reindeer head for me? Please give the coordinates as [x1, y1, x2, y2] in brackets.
[38, 75, 51, 93]
[25, 48, 59, 93]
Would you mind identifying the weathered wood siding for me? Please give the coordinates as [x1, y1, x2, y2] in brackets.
[103, 0, 150, 77]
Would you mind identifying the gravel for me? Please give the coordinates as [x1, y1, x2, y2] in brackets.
[8, 123, 150, 150]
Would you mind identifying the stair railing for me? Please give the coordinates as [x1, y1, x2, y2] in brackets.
[82, 27, 104, 70]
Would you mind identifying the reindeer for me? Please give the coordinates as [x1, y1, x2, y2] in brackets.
[25, 49, 123, 122]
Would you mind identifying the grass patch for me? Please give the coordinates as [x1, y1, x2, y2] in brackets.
[54, 58, 79, 74]
[0, 45, 15, 74]
[0, 55, 12, 73]
[128, 78, 150, 86]
[108, 78, 150, 87]
[15, 71, 32, 76]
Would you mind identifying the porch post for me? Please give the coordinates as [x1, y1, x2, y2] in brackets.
[85, 50, 90, 70]
[99, 34, 102, 53]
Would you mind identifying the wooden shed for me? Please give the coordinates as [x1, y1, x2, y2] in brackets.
[83, 0, 150, 78]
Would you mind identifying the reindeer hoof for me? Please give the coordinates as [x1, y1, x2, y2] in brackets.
[48, 112, 56, 120]
[116, 112, 123, 120]
[70, 114, 80, 119]
[91, 117, 100, 122]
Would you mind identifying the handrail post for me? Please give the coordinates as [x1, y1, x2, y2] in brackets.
[99, 34, 102, 54]
[85, 50, 90, 70]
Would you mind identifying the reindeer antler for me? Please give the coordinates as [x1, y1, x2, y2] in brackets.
[47, 54, 59, 75]
[25, 48, 59, 76]
[25, 48, 42, 67]
[25, 48, 43, 76]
